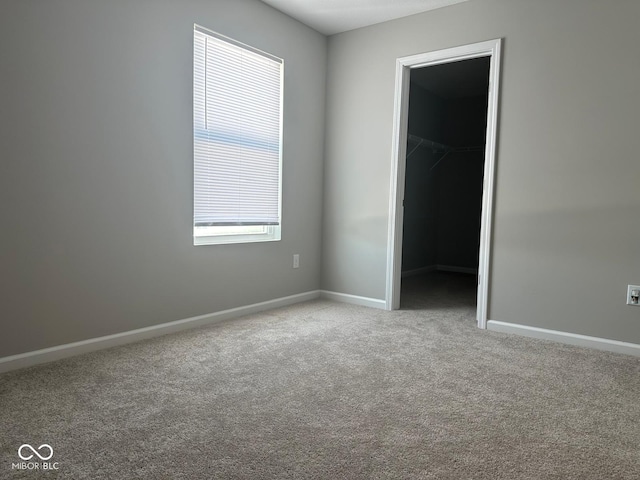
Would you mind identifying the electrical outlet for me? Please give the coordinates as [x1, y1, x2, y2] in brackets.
[293, 254, 300, 269]
[627, 285, 640, 306]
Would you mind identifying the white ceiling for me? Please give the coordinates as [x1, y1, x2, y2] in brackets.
[260, 0, 469, 36]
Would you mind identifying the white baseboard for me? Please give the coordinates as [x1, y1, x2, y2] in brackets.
[402, 266, 436, 278]
[320, 290, 386, 310]
[0, 290, 321, 374]
[487, 320, 640, 357]
[436, 265, 477, 275]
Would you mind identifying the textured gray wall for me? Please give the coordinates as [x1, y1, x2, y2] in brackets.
[322, 0, 640, 343]
[0, 0, 326, 357]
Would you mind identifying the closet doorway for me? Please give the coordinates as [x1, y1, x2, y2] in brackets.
[386, 40, 502, 328]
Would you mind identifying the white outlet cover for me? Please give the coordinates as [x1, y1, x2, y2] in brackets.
[627, 285, 640, 306]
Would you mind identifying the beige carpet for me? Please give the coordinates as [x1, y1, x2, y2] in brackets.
[1, 272, 639, 479]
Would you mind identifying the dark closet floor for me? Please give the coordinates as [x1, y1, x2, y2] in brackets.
[399, 271, 477, 313]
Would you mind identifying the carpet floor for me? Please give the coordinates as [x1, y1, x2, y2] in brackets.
[1, 272, 639, 479]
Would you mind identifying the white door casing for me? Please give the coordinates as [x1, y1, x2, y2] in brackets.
[385, 39, 502, 329]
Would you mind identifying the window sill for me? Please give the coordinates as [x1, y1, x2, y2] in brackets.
[193, 227, 281, 246]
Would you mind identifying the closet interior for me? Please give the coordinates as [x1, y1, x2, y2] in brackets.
[400, 57, 490, 309]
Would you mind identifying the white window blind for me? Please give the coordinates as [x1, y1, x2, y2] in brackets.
[193, 25, 283, 232]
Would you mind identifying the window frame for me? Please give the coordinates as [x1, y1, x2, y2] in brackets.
[193, 25, 284, 246]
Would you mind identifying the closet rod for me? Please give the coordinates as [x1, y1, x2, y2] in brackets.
[407, 133, 484, 159]
[407, 134, 449, 155]
[407, 134, 484, 152]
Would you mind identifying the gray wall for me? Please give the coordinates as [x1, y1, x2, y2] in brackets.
[322, 0, 640, 343]
[3, 0, 640, 358]
[0, 0, 326, 357]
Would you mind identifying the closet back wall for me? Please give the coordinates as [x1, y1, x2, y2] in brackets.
[402, 84, 444, 273]
[436, 95, 487, 271]
[402, 85, 486, 274]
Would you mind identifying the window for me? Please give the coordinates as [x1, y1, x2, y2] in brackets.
[193, 25, 283, 245]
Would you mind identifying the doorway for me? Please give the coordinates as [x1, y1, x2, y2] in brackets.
[386, 39, 502, 328]
[401, 57, 489, 314]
